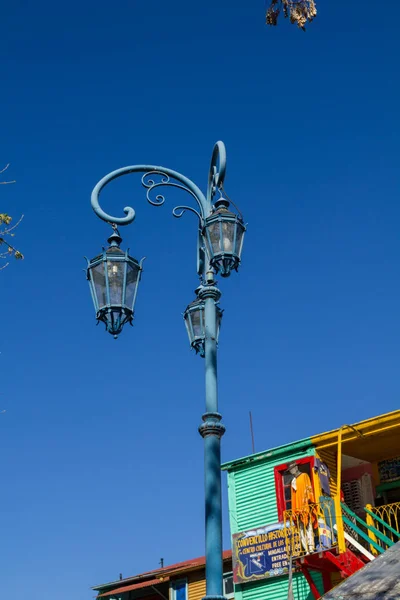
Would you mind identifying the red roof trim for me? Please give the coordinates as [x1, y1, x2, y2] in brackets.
[99, 577, 170, 597]
[94, 550, 232, 592]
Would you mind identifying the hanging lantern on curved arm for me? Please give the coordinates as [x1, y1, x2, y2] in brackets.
[202, 197, 246, 278]
[86, 229, 144, 339]
[266, 0, 317, 30]
[183, 288, 223, 357]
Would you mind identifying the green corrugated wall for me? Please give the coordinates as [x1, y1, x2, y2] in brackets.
[227, 446, 315, 534]
[225, 443, 321, 600]
[236, 572, 324, 600]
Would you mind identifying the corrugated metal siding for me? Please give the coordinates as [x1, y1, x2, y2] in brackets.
[232, 447, 315, 533]
[187, 570, 205, 600]
[317, 449, 337, 497]
[238, 571, 323, 600]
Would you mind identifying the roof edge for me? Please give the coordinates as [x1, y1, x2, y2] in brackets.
[221, 437, 312, 472]
[311, 409, 400, 448]
[92, 550, 232, 590]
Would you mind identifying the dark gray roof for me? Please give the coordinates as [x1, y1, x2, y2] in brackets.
[322, 542, 400, 599]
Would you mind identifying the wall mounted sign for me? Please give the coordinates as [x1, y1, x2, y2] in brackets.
[232, 522, 298, 584]
[378, 456, 400, 484]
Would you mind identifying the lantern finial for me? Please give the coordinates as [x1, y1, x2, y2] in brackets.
[107, 227, 123, 248]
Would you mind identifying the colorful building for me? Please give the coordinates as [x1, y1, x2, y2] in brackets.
[92, 551, 233, 600]
[222, 409, 400, 600]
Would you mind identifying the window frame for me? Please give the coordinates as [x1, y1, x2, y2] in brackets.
[274, 456, 316, 521]
[223, 572, 234, 599]
[170, 579, 188, 600]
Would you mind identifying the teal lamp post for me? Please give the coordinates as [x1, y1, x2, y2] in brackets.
[86, 142, 245, 600]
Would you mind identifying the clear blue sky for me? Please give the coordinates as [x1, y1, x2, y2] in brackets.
[1, 1, 399, 599]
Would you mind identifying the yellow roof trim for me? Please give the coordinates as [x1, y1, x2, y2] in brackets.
[311, 409, 400, 450]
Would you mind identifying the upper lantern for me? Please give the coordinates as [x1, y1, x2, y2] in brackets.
[202, 198, 246, 278]
[86, 230, 143, 338]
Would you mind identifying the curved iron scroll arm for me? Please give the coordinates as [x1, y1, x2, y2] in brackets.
[207, 141, 227, 204]
[91, 164, 211, 226]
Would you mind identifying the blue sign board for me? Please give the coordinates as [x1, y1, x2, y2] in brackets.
[232, 522, 297, 583]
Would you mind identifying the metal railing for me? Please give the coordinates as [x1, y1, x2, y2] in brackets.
[341, 502, 394, 556]
[365, 502, 400, 553]
[283, 499, 400, 561]
[283, 499, 337, 558]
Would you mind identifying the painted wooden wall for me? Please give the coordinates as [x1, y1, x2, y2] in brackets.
[224, 443, 322, 600]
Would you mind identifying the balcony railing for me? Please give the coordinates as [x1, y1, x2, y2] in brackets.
[283, 499, 337, 558]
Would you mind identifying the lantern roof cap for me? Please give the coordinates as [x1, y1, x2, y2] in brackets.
[107, 228, 122, 248]
[214, 197, 230, 210]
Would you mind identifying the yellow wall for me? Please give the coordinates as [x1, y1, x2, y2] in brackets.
[316, 448, 338, 497]
[170, 562, 232, 600]
[187, 570, 206, 600]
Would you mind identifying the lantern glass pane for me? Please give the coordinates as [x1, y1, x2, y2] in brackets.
[208, 221, 222, 255]
[91, 262, 107, 308]
[107, 259, 124, 305]
[191, 308, 203, 338]
[184, 316, 192, 343]
[221, 221, 235, 253]
[235, 223, 245, 258]
[125, 263, 140, 309]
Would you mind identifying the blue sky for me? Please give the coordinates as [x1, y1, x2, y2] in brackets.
[1, 1, 399, 599]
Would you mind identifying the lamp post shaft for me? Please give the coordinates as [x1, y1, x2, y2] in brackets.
[205, 296, 219, 415]
[199, 286, 225, 600]
[88, 142, 242, 600]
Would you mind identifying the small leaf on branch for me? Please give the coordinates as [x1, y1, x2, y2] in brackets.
[0, 214, 12, 225]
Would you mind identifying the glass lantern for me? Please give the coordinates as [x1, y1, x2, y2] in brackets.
[86, 230, 143, 338]
[202, 198, 245, 277]
[183, 290, 223, 357]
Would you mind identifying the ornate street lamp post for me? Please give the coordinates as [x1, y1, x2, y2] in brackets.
[86, 142, 245, 600]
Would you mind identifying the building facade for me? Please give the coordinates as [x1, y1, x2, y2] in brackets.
[222, 410, 400, 600]
[92, 551, 233, 600]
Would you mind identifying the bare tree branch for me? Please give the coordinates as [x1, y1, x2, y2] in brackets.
[0, 164, 16, 185]
[1, 213, 24, 234]
[1, 164, 23, 268]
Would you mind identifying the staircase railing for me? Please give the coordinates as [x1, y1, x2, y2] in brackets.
[341, 502, 394, 555]
[365, 502, 400, 554]
[283, 500, 399, 562]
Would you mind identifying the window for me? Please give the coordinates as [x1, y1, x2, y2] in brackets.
[171, 580, 187, 600]
[274, 457, 315, 521]
[223, 573, 234, 599]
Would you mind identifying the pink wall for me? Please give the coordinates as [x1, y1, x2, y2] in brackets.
[342, 462, 376, 498]
[342, 462, 373, 483]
